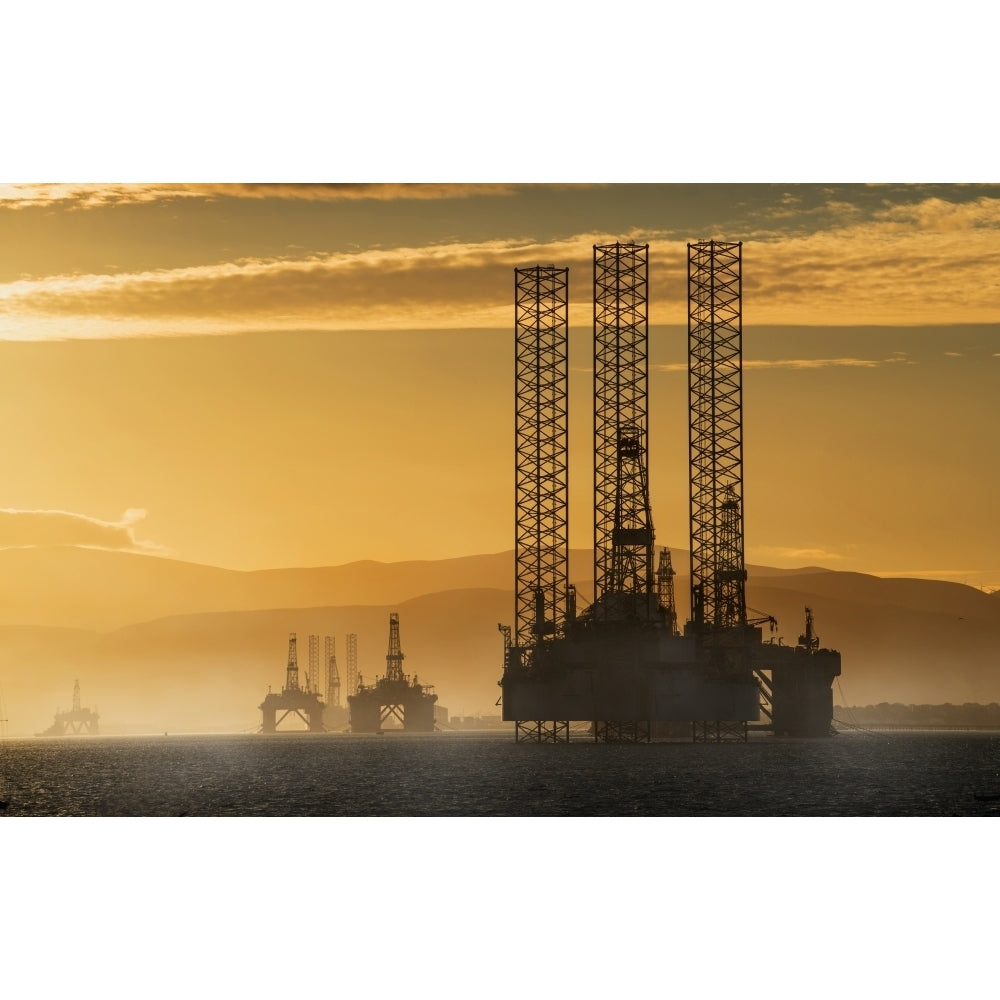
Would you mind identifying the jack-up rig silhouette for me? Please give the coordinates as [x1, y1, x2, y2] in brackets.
[37, 679, 100, 736]
[498, 241, 842, 742]
[347, 613, 438, 732]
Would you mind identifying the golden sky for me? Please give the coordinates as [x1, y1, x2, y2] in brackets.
[3, 7, 989, 972]
[1, 183, 998, 586]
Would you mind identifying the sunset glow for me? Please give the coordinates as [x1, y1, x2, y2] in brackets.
[1, 182, 996, 589]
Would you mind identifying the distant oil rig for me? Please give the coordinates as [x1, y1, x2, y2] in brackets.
[347, 613, 438, 732]
[498, 241, 842, 742]
[259, 633, 326, 733]
[258, 615, 438, 733]
[37, 679, 100, 736]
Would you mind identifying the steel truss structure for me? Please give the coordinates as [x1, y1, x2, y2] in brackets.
[346, 633, 358, 698]
[657, 547, 679, 635]
[308, 634, 320, 694]
[385, 613, 404, 682]
[515, 720, 569, 743]
[692, 720, 748, 743]
[514, 266, 570, 648]
[593, 243, 655, 621]
[594, 720, 650, 743]
[688, 241, 746, 630]
[286, 633, 301, 690]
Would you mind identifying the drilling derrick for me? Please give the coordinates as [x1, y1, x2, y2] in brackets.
[657, 548, 679, 636]
[348, 614, 438, 733]
[286, 633, 300, 690]
[386, 613, 404, 682]
[593, 243, 656, 623]
[259, 633, 326, 733]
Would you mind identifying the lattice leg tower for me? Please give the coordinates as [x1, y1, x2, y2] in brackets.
[688, 240, 746, 632]
[509, 265, 569, 737]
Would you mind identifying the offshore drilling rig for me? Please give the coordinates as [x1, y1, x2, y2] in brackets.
[37, 679, 100, 736]
[498, 241, 841, 742]
[348, 613, 438, 733]
[259, 633, 325, 733]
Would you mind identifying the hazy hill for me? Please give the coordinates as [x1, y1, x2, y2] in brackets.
[2, 545, 999, 736]
[0, 545, 595, 631]
[2, 590, 513, 736]
[0, 544, 817, 631]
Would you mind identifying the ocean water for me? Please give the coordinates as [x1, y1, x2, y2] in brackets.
[2, 728, 999, 817]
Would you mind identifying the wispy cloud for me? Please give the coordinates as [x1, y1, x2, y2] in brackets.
[0, 231, 629, 339]
[0, 507, 166, 554]
[0, 183, 522, 211]
[737, 195, 1000, 324]
[2, 191, 999, 338]
[654, 356, 914, 374]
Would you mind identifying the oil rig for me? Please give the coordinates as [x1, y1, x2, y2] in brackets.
[259, 633, 326, 733]
[499, 241, 841, 742]
[347, 613, 438, 732]
[37, 679, 100, 736]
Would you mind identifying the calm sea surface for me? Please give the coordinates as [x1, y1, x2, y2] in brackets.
[2, 729, 1000, 816]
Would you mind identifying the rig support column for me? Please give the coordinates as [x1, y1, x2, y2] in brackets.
[506, 265, 570, 741]
[513, 265, 570, 650]
[688, 240, 746, 631]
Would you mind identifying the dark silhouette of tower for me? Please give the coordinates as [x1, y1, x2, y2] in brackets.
[499, 239, 841, 741]
[347, 614, 438, 733]
[259, 634, 325, 733]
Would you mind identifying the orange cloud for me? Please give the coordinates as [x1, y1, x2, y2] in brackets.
[0, 231, 630, 338]
[0, 508, 164, 553]
[0, 183, 522, 211]
[1, 193, 998, 338]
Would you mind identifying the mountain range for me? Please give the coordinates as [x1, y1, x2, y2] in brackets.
[1, 545, 998, 736]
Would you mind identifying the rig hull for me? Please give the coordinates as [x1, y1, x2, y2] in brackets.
[758, 645, 842, 737]
[502, 632, 759, 723]
[348, 679, 438, 733]
[501, 624, 840, 738]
